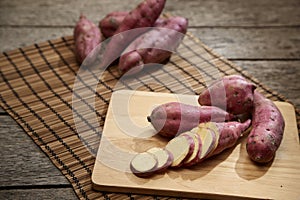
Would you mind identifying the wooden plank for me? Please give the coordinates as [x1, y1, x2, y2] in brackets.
[92, 90, 300, 200]
[0, 115, 71, 186]
[233, 61, 300, 108]
[0, 188, 78, 200]
[0, 0, 299, 26]
[1, 27, 300, 60]
[189, 27, 300, 59]
[0, 27, 72, 53]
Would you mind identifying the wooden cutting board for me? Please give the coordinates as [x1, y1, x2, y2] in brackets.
[92, 90, 300, 200]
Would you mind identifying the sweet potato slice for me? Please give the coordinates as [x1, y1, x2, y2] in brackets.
[130, 152, 158, 177]
[165, 134, 195, 167]
[182, 132, 202, 167]
[147, 147, 173, 173]
[194, 128, 217, 160]
[198, 122, 220, 157]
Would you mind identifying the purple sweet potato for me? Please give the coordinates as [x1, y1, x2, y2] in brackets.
[118, 16, 188, 75]
[198, 75, 256, 115]
[74, 15, 102, 64]
[100, 0, 166, 67]
[99, 10, 172, 38]
[246, 91, 285, 163]
[208, 119, 252, 157]
[147, 102, 235, 138]
[99, 11, 128, 38]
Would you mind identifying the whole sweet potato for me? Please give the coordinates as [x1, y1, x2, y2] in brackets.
[198, 75, 256, 115]
[246, 91, 285, 163]
[99, 11, 128, 38]
[74, 15, 102, 64]
[99, 11, 167, 38]
[147, 102, 235, 138]
[100, 0, 166, 67]
[118, 16, 188, 75]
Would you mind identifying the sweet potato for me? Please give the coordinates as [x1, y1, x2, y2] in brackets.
[99, 11, 128, 38]
[100, 0, 166, 67]
[147, 102, 235, 138]
[118, 16, 188, 75]
[198, 75, 256, 115]
[181, 132, 202, 166]
[146, 147, 173, 173]
[130, 152, 158, 177]
[99, 11, 168, 38]
[246, 91, 285, 163]
[196, 128, 217, 160]
[74, 15, 102, 64]
[165, 134, 195, 167]
[208, 119, 251, 157]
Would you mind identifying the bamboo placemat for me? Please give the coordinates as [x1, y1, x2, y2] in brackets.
[0, 32, 299, 200]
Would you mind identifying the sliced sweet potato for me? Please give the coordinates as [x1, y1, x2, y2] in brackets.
[194, 128, 217, 160]
[182, 132, 202, 167]
[198, 122, 220, 157]
[146, 147, 173, 173]
[165, 134, 195, 167]
[130, 152, 158, 177]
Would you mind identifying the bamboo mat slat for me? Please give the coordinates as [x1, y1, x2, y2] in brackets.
[0, 33, 299, 200]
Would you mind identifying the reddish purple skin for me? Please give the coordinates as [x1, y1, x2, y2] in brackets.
[198, 75, 256, 115]
[182, 133, 202, 167]
[100, 0, 166, 67]
[209, 119, 251, 157]
[99, 11, 128, 38]
[148, 102, 235, 138]
[99, 12, 167, 38]
[119, 16, 188, 75]
[246, 91, 285, 163]
[74, 15, 102, 64]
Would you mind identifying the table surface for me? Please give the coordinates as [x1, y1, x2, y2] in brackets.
[0, 0, 299, 199]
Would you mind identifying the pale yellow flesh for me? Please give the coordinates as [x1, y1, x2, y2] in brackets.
[147, 147, 169, 169]
[195, 128, 215, 159]
[165, 136, 190, 167]
[183, 132, 200, 164]
[198, 122, 220, 153]
[131, 152, 157, 172]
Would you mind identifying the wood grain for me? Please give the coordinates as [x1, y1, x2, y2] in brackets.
[0, 0, 299, 26]
[92, 90, 300, 200]
[0, 188, 78, 200]
[0, 116, 70, 187]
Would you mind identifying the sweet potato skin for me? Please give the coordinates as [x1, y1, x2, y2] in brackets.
[246, 91, 285, 163]
[74, 15, 102, 64]
[99, 11, 168, 38]
[119, 16, 188, 75]
[209, 119, 251, 157]
[100, 0, 166, 67]
[198, 75, 256, 115]
[147, 102, 235, 138]
[99, 11, 128, 38]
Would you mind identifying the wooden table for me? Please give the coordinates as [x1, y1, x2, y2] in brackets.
[0, 0, 299, 199]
